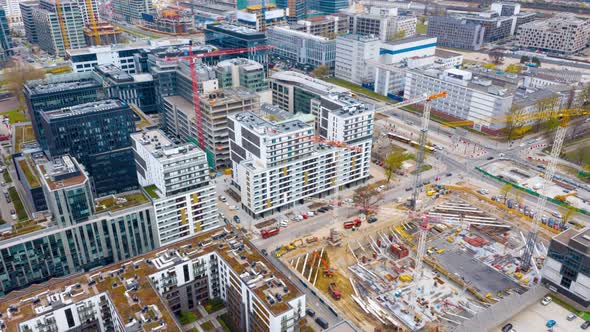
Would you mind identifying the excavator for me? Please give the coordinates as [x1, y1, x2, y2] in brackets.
[554, 192, 576, 203]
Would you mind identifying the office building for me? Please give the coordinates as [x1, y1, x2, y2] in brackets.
[24, 72, 105, 149]
[267, 26, 336, 70]
[269, 70, 349, 114]
[308, 0, 348, 14]
[236, 4, 287, 31]
[1, 0, 22, 25]
[163, 87, 260, 169]
[0, 155, 156, 295]
[0, 9, 12, 65]
[379, 36, 437, 65]
[112, 0, 152, 22]
[95, 64, 158, 113]
[403, 68, 514, 135]
[347, 7, 417, 42]
[518, 14, 590, 55]
[1, 227, 306, 332]
[335, 34, 380, 85]
[276, 0, 306, 23]
[40, 99, 139, 196]
[32, 0, 86, 56]
[20, 1, 38, 43]
[427, 15, 485, 50]
[491, 2, 520, 16]
[230, 95, 373, 218]
[215, 57, 267, 92]
[205, 23, 269, 66]
[13, 150, 48, 212]
[542, 227, 590, 307]
[291, 15, 348, 38]
[132, 129, 220, 246]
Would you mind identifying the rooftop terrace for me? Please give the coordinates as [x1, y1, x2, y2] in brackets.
[94, 192, 150, 214]
[233, 112, 310, 136]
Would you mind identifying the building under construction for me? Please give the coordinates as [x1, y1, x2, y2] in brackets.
[83, 21, 123, 45]
[236, 4, 287, 31]
[141, 6, 194, 34]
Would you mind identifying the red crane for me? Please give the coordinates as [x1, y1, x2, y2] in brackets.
[165, 43, 274, 149]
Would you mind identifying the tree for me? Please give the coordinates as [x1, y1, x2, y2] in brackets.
[353, 185, 382, 213]
[311, 65, 330, 79]
[383, 151, 405, 183]
[534, 95, 560, 133]
[559, 205, 577, 225]
[392, 30, 406, 41]
[483, 63, 496, 70]
[500, 183, 513, 203]
[520, 55, 530, 64]
[531, 57, 541, 67]
[505, 64, 523, 74]
[579, 82, 590, 106]
[504, 105, 525, 141]
[3, 60, 45, 105]
[488, 49, 504, 65]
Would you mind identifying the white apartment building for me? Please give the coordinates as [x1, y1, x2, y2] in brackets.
[229, 94, 373, 218]
[267, 26, 336, 69]
[335, 34, 380, 85]
[67, 38, 190, 73]
[347, 7, 417, 42]
[517, 14, 590, 54]
[404, 68, 514, 135]
[131, 130, 220, 246]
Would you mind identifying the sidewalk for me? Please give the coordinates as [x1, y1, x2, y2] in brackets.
[182, 304, 227, 332]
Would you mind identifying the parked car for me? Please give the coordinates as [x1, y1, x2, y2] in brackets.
[567, 313, 577, 321]
[546, 319, 556, 328]
[261, 249, 268, 256]
[315, 317, 329, 329]
[446, 173, 453, 177]
[10, 209, 16, 220]
[218, 195, 227, 202]
[233, 215, 241, 223]
[541, 296, 552, 306]
[501, 323, 513, 332]
[405, 187, 412, 192]
[581, 320, 590, 329]
[306, 308, 315, 317]
[487, 156, 494, 160]
[368, 217, 378, 223]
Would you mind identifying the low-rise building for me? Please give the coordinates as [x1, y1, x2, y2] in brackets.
[236, 4, 287, 31]
[427, 16, 485, 50]
[215, 58, 267, 92]
[291, 14, 348, 38]
[267, 26, 336, 70]
[517, 14, 590, 54]
[132, 130, 220, 245]
[335, 34, 380, 85]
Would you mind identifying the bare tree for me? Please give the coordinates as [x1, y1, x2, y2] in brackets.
[4, 60, 45, 105]
[500, 183, 513, 203]
[353, 185, 383, 213]
[504, 105, 526, 141]
[488, 49, 505, 65]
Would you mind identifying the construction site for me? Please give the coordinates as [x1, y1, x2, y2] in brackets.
[272, 183, 558, 331]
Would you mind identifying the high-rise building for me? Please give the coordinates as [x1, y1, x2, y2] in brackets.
[0, 155, 156, 295]
[40, 99, 139, 196]
[32, 0, 86, 56]
[276, 0, 306, 23]
[112, 0, 152, 23]
[0, 0, 22, 25]
[542, 227, 590, 307]
[95, 64, 158, 113]
[335, 34, 380, 85]
[347, 7, 417, 42]
[456, 11, 519, 43]
[19, 1, 38, 43]
[230, 94, 373, 218]
[427, 16, 485, 50]
[236, 4, 288, 31]
[215, 58, 267, 92]
[204, 23, 269, 66]
[0, 9, 12, 65]
[132, 129, 220, 245]
[267, 26, 336, 70]
[308, 0, 348, 14]
[269, 70, 349, 114]
[518, 14, 590, 55]
[24, 72, 105, 149]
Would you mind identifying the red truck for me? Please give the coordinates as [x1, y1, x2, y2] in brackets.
[261, 228, 280, 239]
[390, 244, 409, 259]
[343, 219, 362, 229]
[329, 282, 341, 300]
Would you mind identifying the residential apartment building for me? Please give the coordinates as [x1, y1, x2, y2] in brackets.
[132, 130, 220, 246]
[542, 227, 590, 307]
[267, 26, 336, 70]
[0, 0, 22, 26]
[347, 7, 417, 42]
[24, 72, 105, 149]
[19, 1, 38, 43]
[518, 14, 590, 54]
[0, 227, 306, 332]
[269, 70, 349, 114]
[163, 87, 260, 169]
[291, 15, 348, 38]
[0, 155, 157, 295]
[403, 68, 514, 135]
[112, 0, 152, 22]
[95, 64, 158, 113]
[32, 0, 86, 56]
[230, 95, 373, 218]
[427, 16, 485, 50]
[215, 58, 267, 92]
[335, 34, 380, 85]
[205, 23, 269, 66]
[0, 9, 12, 65]
[40, 99, 139, 197]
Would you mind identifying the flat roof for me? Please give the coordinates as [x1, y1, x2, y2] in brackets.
[26, 77, 101, 95]
[270, 71, 349, 95]
[42, 99, 127, 121]
[131, 130, 200, 160]
[94, 191, 150, 214]
[164, 95, 195, 119]
[383, 35, 437, 47]
[233, 112, 310, 136]
[268, 26, 331, 41]
[38, 155, 87, 191]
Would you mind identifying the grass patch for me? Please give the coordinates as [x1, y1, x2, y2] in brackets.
[14, 124, 35, 153]
[8, 187, 27, 221]
[218, 316, 231, 332]
[144, 184, 160, 199]
[416, 21, 427, 34]
[178, 311, 199, 325]
[564, 145, 590, 165]
[219, 314, 238, 332]
[203, 298, 225, 313]
[1, 109, 28, 124]
[324, 77, 391, 102]
[18, 159, 40, 188]
[200, 321, 214, 331]
[411, 164, 433, 174]
[3, 171, 12, 183]
[95, 192, 149, 213]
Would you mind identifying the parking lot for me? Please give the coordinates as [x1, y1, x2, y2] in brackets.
[496, 299, 589, 332]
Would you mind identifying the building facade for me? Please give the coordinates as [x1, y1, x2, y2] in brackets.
[335, 34, 380, 85]
[112, 0, 152, 22]
[132, 130, 220, 246]
[40, 99, 139, 197]
[517, 14, 590, 54]
[427, 15, 485, 50]
[32, 0, 86, 56]
[347, 7, 417, 42]
[95, 64, 158, 114]
[205, 23, 269, 66]
[291, 15, 348, 38]
[0, 9, 12, 65]
[20, 1, 38, 44]
[267, 26, 336, 70]
[215, 58, 267, 92]
[236, 4, 287, 31]
[276, 0, 306, 23]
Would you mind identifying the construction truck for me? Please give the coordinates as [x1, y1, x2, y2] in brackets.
[329, 282, 341, 300]
[261, 228, 280, 239]
[306, 236, 319, 244]
[554, 192, 575, 203]
[343, 219, 362, 229]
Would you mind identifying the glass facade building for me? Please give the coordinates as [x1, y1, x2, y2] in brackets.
[0, 9, 13, 66]
[40, 99, 139, 197]
[204, 24, 269, 67]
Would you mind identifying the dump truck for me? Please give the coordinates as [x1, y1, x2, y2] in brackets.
[343, 219, 362, 229]
[261, 228, 280, 239]
[329, 282, 341, 300]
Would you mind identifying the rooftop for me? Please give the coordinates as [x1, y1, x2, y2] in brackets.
[414, 67, 516, 96]
[26, 72, 101, 95]
[383, 35, 437, 47]
[323, 94, 374, 117]
[270, 71, 349, 96]
[66, 38, 190, 56]
[42, 99, 128, 121]
[338, 33, 380, 42]
[163, 95, 195, 119]
[206, 23, 262, 36]
[94, 191, 150, 214]
[96, 64, 154, 84]
[233, 112, 311, 136]
[0, 226, 303, 331]
[519, 14, 589, 30]
[131, 130, 200, 160]
[434, 48, 463, 59]
[201, 87, 259, 106]
[268, 26, 331, 41]
[216, 57, 263, 71]
[554, 227, 590, 254]
[38, 155, 88, 191]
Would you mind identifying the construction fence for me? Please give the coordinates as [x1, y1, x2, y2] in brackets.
[451, 285, 548, 332]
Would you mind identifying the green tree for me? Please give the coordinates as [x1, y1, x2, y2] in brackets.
[531, 57, 541, 67]
[352, 185, 382, 213]
[312, 65, 330, 78]
[4, 60, 45, 106]
[500, 183, 513, 203]
[383, 151, 405, 183]
[534, 95, 560, 132]
[520, 55, 530, 64]
[579, 82, 590, 106]
[559, 205, 577, 225]
[391, 30, 406, 40]
[504, 105, 525, 141]
[505, 64, 523, 74]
